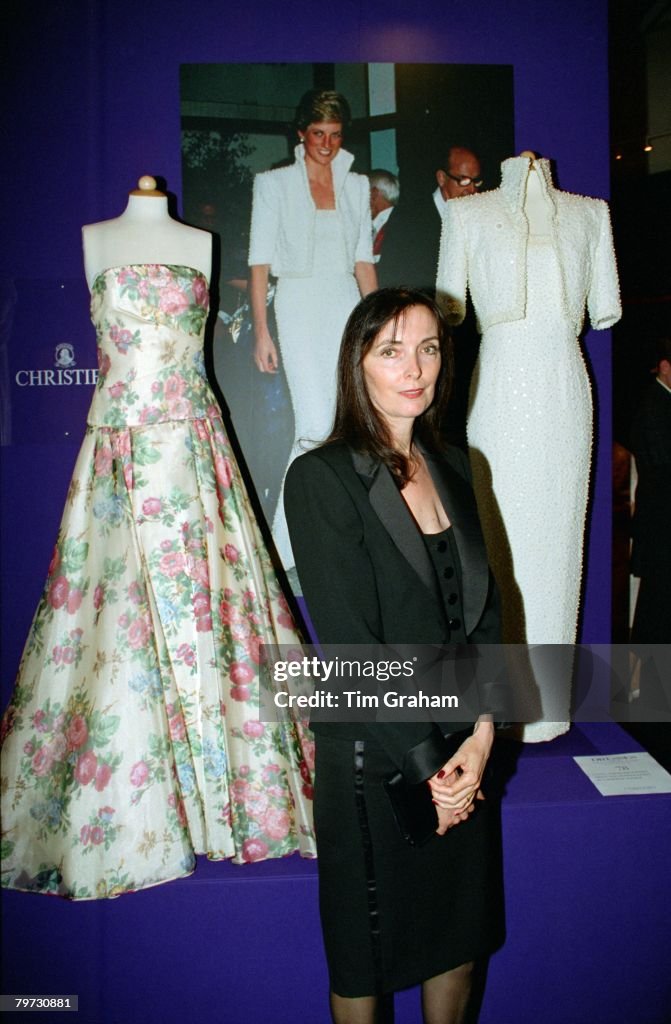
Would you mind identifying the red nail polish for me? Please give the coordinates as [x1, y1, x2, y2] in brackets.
[437, 769, 445, 779]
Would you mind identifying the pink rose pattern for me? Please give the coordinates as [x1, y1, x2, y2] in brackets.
[1, 684, 123, 884]
[87, 265, 212, 431]
[0, 265, 315, 901]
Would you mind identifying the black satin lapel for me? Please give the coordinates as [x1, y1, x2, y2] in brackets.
[424, 453, 488, 635]
[351, 452, 440, 602]
[368, 469, 441, 601]
[350, 449, 378, 482]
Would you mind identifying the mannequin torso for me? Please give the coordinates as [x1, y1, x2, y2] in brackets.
[82, 179, 211, 290]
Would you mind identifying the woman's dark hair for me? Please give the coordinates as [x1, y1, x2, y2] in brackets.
[327, 288, 454, 487]
[294, 89, 351, 133]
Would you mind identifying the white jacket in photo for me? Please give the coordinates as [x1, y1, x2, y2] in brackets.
[436, 156, 621, 336]
[248, 144, 373, 277]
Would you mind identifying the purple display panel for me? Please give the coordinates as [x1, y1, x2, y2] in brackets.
[2, 725, 670, 1024]
[7, 279, 97, 445]
[1, 276, 97, 706]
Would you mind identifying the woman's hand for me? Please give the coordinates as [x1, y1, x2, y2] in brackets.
[248, 264, 277, 373]
[433, 770, 480, 835]
[253, 327, 279, 373]
[429, 721, 495, 816]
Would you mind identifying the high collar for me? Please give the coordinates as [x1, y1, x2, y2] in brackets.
[294, 142, 355, 201]
[500, 155, 556, 215]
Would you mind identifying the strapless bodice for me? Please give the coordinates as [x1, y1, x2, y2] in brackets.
[87, 264, 213, 427]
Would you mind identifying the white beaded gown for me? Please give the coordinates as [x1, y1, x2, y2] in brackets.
[0, 264, 316, 899]
[467, 236, 592, 646]
[467, 239, 592, 739]
[437, 157, 621, 741]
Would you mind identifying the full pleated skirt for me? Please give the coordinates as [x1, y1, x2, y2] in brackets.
[1, 412, 316, 900]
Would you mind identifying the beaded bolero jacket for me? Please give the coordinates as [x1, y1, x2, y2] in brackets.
[436, 156, 621, 336]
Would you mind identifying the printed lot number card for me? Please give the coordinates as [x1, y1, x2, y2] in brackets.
[574, 752, 671, 796]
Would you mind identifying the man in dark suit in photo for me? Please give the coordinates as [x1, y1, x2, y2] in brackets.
[375, 144, 482, 294]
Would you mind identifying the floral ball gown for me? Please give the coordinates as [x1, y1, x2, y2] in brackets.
[0, 264, 316, 900]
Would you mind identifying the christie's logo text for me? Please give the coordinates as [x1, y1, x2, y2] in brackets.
[16, 343, 98, 387]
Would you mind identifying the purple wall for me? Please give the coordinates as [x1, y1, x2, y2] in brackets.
[2, 2, 618, 1019]
[1, 2, 613, 704]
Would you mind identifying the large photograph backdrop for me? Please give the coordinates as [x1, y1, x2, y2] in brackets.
[179, 62, 513, 540]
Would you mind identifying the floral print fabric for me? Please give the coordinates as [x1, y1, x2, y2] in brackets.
[1, 265, 316, 900]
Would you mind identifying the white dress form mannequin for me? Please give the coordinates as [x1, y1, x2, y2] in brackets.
[82, 175, 212, 288]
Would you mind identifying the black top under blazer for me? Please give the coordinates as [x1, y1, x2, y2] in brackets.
[284, 440, 501, 785]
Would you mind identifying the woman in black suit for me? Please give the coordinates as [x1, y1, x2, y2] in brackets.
[284, 288, 504, 1024]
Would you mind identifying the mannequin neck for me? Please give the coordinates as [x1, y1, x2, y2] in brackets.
[82, 195, 212, 289]
[120, 194, 171, 221]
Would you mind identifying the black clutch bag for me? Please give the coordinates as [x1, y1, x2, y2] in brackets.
[383, 731, 473, 846]
[383, 771, 438, 847]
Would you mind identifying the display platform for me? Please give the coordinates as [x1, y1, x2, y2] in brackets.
[2, 722, 670, 1024]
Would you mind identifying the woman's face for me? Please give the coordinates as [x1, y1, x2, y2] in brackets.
[299, 121, 343, 166]
[362, 305, 441, 438]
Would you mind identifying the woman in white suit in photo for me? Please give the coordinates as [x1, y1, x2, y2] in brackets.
[248, 88, 377, 571]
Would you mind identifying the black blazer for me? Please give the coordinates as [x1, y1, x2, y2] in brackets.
[284, 441, 501, 783]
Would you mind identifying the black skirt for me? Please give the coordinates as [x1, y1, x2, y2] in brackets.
[314, 732, 505, 998]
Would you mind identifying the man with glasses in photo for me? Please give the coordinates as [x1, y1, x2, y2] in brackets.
[374, 144, 483, 295]
[435, 145, 483, 208]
